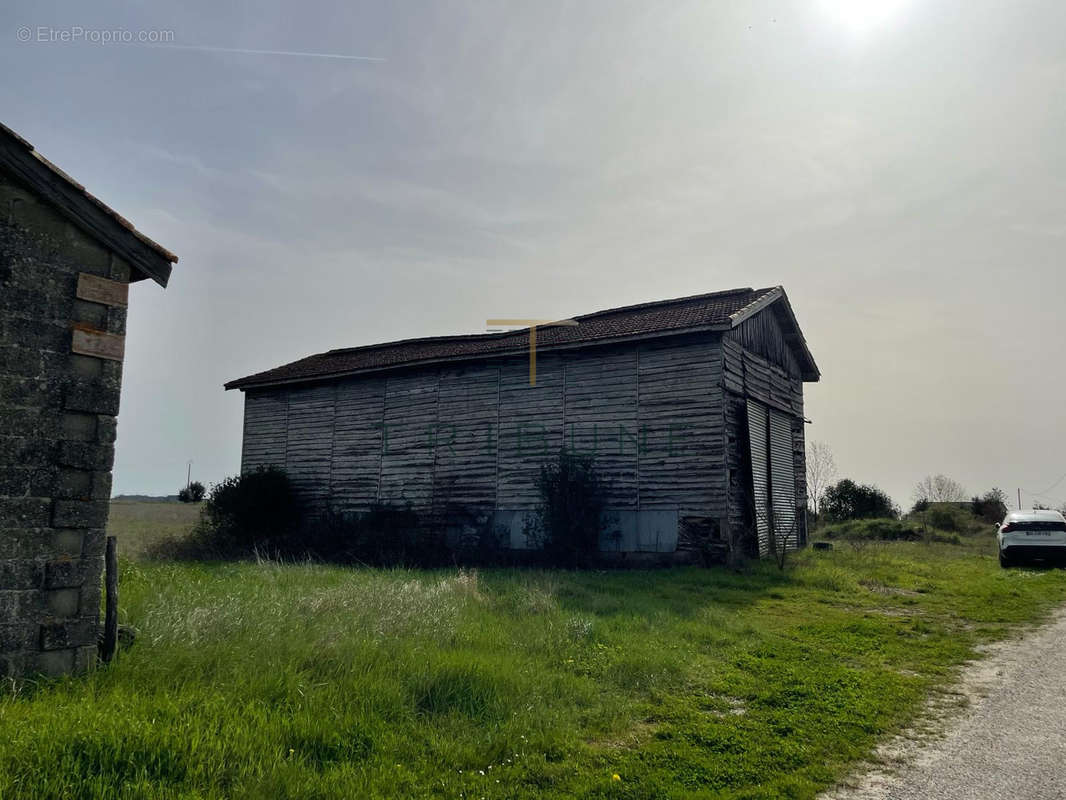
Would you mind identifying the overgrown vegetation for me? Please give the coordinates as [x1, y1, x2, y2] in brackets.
[820, 478, 899, 522]
[153, 467, 303, 559]
[7, 503, 1066, 799]
[308, 503, 451, 567]
[524, 449, 609, 567]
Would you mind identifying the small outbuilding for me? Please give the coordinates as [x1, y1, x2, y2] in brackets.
[0, 123, 176, 676]
[227, 286, 819, 563]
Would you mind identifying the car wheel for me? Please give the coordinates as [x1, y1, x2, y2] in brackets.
[999, 550, 1012, 568]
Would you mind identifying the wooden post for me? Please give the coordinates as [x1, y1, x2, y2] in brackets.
[102, 536, 118, 663]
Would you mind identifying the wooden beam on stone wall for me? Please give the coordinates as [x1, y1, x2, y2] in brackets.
[76, 273, 128, 307]
[71, 324, 125, 362]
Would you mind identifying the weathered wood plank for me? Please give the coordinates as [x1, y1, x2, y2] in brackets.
[76, 273, 128, 307]
[71, 324, 124, 362]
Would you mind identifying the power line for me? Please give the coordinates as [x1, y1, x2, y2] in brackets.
[1022, 470, 1066, 499]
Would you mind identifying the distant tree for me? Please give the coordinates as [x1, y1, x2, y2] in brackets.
[805, 440, 837, 515]
[821, 478, 898, 522]
[971, 488, 1009, 524]
[178, 481, 205, 503]
[914, 474, 968, 504]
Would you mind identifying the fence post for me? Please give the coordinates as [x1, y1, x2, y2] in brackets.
[102, 536, 118, 663]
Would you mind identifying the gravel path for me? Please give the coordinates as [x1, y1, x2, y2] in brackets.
[823, 606, 1066, 800]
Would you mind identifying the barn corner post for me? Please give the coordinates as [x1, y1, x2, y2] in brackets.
[0, 122, 176, 678]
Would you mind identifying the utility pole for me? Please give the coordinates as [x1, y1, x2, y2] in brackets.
[187, 460, 193, 492]
[1017, 487, 1022, 510]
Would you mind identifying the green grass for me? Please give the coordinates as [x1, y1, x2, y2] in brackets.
[108, 501, 202, 559]
[3, 507, 1066, 799]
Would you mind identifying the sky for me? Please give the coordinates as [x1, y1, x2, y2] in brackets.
[3, 0, 1065, 509]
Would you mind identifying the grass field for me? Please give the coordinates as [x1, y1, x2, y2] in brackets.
[3, 504, 1066, 799]
[107, 500, 202, 559]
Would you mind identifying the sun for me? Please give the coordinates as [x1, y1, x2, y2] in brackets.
[818, 0, 913, 37]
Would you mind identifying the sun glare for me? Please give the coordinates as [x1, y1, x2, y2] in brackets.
[818, 0, 913, 37]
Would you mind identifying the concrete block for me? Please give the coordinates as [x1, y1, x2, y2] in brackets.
[0, 622, 36, 653]
[34, 647, 76, 676]
[58, 441, 114, 471]
[96, 415, 117, 444]
[106, 307, 127, 336]
[56, 467, 92, 500]
[0, 344, 41, 377]
[61, 412, 97, 442]
[90, 471, 112, 501]
[81, 530, 107, 557]
[71, 299, 107, 328]
[44, 556, 83, 589]
[39, 618, 94, 651]
[52, 529, 85, 557]
[44, 588, 80, 617]
[0, 467, 30, 496]
[0, 558, 44, 589]
[0, 498, 52, 528]
[52, 499, 109, 529]
[63, 377, 121, 415]
[69, 354, 103, 379]
[73, 644, 98, 673]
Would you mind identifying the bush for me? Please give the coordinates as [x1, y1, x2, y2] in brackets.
[972, 489, 1009, 524]
[177, 481, 205, 503]
[525, 450, 608, 567]
[197, 467, 302, 555]
[821, 479, 898, 522]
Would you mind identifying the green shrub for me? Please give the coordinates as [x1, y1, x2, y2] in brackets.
[171, 467, 303, 558]
[525, 449, 609, 567]
[821, 479, 898, 522]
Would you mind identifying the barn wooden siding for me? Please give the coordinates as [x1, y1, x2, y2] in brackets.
[241, 335, 727, 551]
[721, 315, 807, 554]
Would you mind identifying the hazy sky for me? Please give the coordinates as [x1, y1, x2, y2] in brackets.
[3, 1, 1065, 509]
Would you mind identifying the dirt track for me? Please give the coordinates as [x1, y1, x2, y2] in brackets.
[823, 607, 1066, 800]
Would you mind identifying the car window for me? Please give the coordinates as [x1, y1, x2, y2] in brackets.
[1007, 521, 1066, 532]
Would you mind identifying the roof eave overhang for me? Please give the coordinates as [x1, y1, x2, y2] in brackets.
[0, 129, 176, 287]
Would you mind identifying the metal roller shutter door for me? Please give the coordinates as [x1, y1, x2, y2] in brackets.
[747, 400, 770, 558]
[769, 408, 798, 551]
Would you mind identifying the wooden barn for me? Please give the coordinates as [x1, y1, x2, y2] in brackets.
[225, 287, 819, 562]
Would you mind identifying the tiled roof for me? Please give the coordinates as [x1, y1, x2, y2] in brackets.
[227, 286, 815, 390]
[0, 122, 177, 285]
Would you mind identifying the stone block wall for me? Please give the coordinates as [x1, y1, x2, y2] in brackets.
[0, 169, 131, 677]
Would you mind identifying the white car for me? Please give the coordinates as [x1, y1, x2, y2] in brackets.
[997, 509, 1066, 567]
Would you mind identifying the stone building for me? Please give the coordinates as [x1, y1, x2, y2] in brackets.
[0, 123, 176, 676]
[227, 286, 818, 563]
